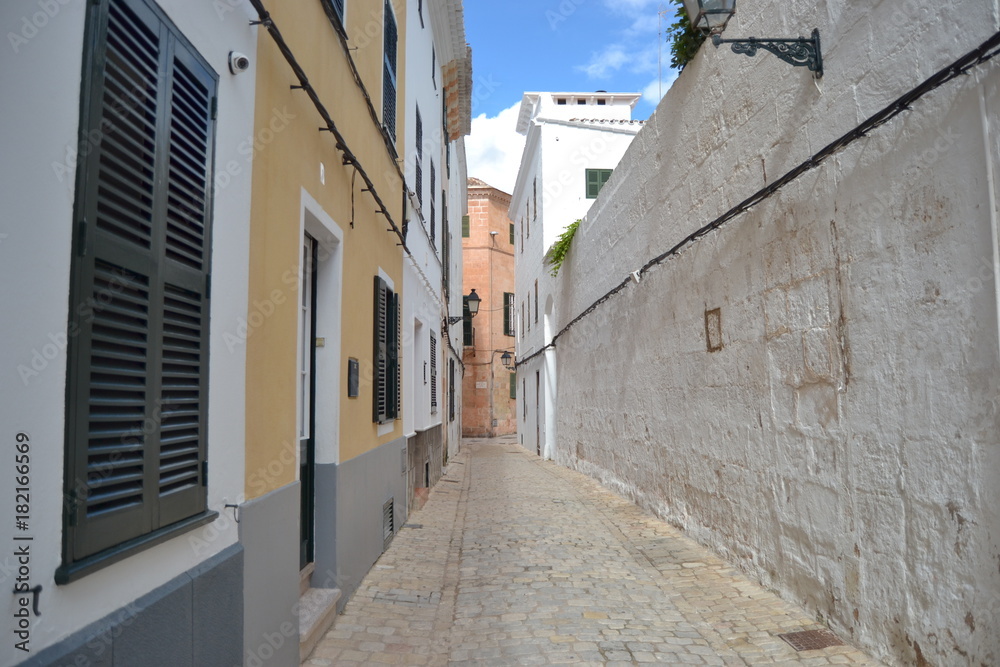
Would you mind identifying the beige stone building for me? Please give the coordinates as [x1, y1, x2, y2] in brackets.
[462, 178, 517, 436]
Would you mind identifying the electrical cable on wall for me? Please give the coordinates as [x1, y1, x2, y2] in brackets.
[516, 29, 1000, 370]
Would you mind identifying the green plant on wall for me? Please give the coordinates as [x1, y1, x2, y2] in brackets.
[666, 0, 706, 71]
[545, 219, 581, 277]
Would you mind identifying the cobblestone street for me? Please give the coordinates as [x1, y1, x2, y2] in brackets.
[304, 438, 883, 666]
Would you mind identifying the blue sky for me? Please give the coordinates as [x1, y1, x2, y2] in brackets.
[463, 0, 681, 192]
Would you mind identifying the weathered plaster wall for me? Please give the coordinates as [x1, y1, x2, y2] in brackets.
[550, 2, 1000, 665]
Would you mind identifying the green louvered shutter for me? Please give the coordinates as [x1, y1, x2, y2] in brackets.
[64, 0, 215, 562]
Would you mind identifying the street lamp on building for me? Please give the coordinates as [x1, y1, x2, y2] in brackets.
[446, 288, 482, 325]
[465, 289, 481, 316]
[500, 350, 513, 369]
[682, 0, 823, 78]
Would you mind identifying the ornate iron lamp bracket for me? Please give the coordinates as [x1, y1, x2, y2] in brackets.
[712, 28, 823, 78]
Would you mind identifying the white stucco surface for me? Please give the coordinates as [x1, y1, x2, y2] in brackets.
[0, 0, 255, 660]
[546, 2, 1000, 665]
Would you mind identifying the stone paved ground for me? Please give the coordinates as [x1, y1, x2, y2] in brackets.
[304, 438, 883, 666]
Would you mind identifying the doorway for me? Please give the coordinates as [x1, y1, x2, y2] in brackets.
[535, 370, 541, 456]
[299, 235, 318, 570]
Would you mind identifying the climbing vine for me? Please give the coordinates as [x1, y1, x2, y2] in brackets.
[545, 219, 581, 277]
[666, 0, 706, 71]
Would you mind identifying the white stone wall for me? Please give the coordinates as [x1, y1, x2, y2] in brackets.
[0, 0, 255, 661]
[549, 2, 1000, 665]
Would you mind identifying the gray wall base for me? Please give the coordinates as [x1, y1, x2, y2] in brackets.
[241, 483, 300, 667]
[314, 436, 408, 613]
[21, 544, 243, 667]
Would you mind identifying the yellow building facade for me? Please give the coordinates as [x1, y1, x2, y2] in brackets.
[241, 0, 414, 662]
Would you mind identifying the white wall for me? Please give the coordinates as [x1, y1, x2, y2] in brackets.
[510, 95, 640, 458]
[0, 0, 255, 660]
[549, 1, 1000, 665]
[402, 0, 440, 438]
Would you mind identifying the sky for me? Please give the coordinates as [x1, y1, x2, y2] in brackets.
[463, 0, 682, 194]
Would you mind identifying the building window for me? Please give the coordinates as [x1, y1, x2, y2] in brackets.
[462, 215, 470, 238]
[61, 0, 217, 580]
[382, 0, 398, 141]
[556, 98, 567, 105]
[449, 359, 456, 421]
[585, 168, 613, 199]
[526, 293, 530, 331]
[503, 293, 515, 336]
[533, 178, 537, 221]
[430, 333, 437, 413]
[373, 276, 400, 423]
[525, 203, 529, 236]
[509, 373, 517, 399]
[415, 106, 423, 205]
[429, 161, 436, 242]
[509, 222, 514, 245]
[534, 280, 539, 323]
[523, 380, 527, 418]
[463, 297, 473, 346]
[597, 98, 607, 105]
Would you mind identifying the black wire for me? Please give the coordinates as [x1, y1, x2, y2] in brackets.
[247, 0, 407, 248]
[517, 29, 1000, 370]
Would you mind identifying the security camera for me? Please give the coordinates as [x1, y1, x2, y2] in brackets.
[229, 51, 250, 75]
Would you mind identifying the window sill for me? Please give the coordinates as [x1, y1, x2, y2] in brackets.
[55, 510, 219, 585]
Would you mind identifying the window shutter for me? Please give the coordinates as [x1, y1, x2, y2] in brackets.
[586, 169, 601, 198]
[390, 291, 400, 420]
[373, 276, 388, 423]
[462, 215, 470, 238]
[509, 223, 514, 245]
[462, 297, 473, 346]
[503, 292, 514, 336]
[382, 0, 397, 140]
[415, 107, 423, 205]
[510, 373, 517, 399]
[430, 334, 437, 412]
[65, 0, 214, 561]
[430, 162, 436, 242]
[448, 359, 455, 421]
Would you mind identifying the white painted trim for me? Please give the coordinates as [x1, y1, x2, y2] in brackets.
[300, 188, 345, 466]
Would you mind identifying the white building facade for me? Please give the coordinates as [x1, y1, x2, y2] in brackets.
[401, 0, 471, 500]
[510, 92, 642, 458]
[1, 0, 256, 663]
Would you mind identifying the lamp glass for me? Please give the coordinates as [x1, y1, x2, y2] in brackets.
[466, 289, 481, 316]
[500, 351, 512, 368]
[683, 0, 736, 33]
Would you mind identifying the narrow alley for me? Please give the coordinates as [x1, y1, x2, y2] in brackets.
[304, 439, 882, 666]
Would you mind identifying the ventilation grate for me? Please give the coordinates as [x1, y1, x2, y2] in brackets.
[382, 498, 394, 552]
[777, 629, 844, 652]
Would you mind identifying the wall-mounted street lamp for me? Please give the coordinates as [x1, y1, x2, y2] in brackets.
[500, 350, 513, 369]
[446, 289, 482, 325]
[683, 0, 823, 78]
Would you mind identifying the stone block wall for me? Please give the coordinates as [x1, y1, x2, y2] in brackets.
[548, 2, 1000, 665]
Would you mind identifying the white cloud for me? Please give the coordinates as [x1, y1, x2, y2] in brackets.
[578, 45, 631, 79]
[465, 101, 525, 195]
[639, 69, 680, 107]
